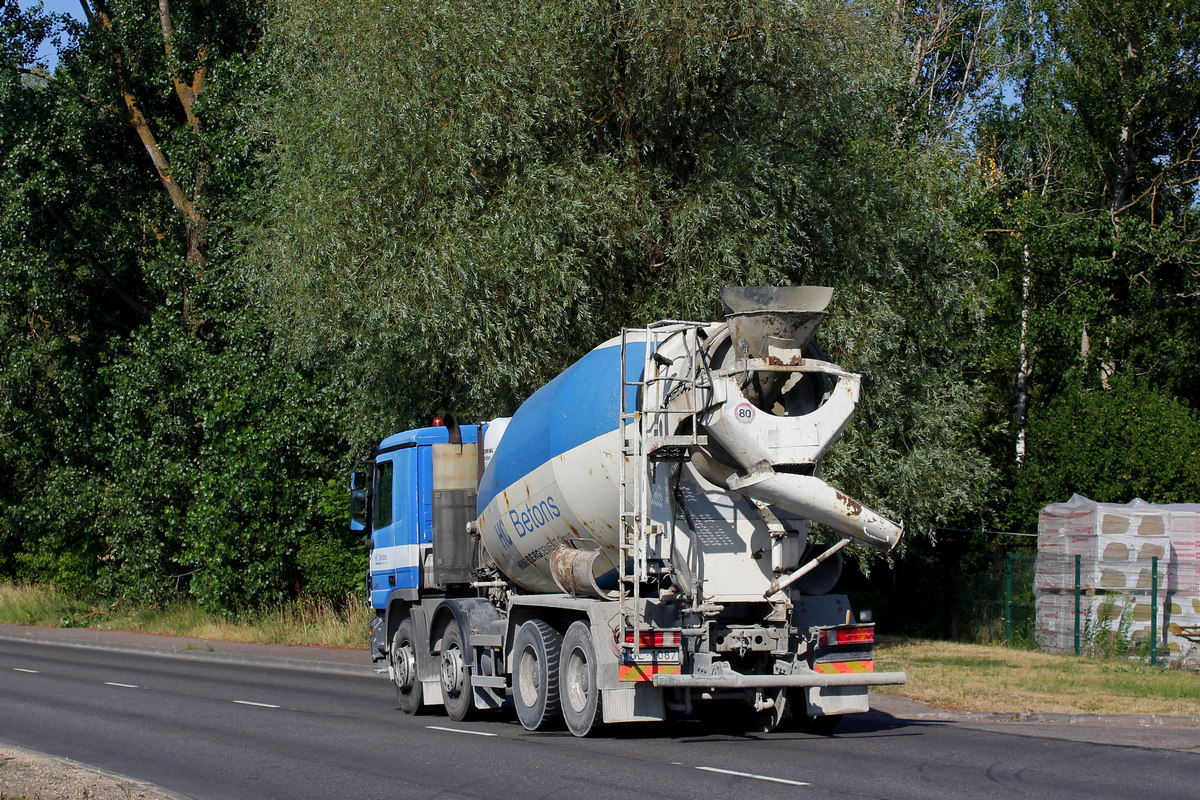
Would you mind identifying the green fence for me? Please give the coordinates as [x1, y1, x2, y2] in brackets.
[843, 545, 1038, 644]
[838, 544, 1196, 662]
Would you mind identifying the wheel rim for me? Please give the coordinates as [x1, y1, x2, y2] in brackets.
[394, 640, 416, 692]
[564, 647, 590, 714]
[441, 644, 465, 696]
[518, 646, 541, 708]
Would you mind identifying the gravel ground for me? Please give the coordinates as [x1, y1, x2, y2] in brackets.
[0, 746, 175, 800]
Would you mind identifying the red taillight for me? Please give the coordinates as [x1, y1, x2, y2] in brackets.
[625, 629, 681, 648]
[819, 626, 875, 646]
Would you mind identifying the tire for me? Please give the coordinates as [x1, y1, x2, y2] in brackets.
[512, 619, 562, 731]
[560, 621, 602, 737]
[391, 618, 423, 715]
[439, 620, 474, 722]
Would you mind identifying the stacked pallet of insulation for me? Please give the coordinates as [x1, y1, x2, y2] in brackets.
[1164, 507, 1200, 662]
[1034, 496, 1199, 661]
[1035, 496, 1171, 594]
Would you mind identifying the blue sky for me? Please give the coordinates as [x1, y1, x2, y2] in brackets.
[20, 0, 83, 19]
[19, 0, 85, 68]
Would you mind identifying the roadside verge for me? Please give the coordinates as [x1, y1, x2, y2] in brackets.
[0, 623, 376, 678]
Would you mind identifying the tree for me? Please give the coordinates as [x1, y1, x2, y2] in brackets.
[1, 0, 354, 609]
[1016, 379, 1200, 518]
[973, 0, 1200, 527]
[251, 0, 997, 550]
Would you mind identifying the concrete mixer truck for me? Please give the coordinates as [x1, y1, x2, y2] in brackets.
[351, 286, 906, 735]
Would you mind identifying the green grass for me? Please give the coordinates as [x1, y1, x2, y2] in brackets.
[0, 581, 370, 649]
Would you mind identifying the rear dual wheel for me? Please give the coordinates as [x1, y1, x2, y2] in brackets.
[512, 619, 602, 736]
[513, 620, 562, 731]
[439, 621, 474, 722]
[560, 621, 602, 737]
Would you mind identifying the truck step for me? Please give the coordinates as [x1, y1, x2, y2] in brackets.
[469, 634, 503, 648]
[471, 675, 508, 689]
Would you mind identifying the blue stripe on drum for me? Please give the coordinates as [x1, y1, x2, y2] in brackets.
[477, 339, 647, 513]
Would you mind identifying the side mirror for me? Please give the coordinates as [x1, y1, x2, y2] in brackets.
[350, 470, 369, 528]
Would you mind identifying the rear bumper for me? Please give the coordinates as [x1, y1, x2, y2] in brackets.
[651, 670, 907, 689]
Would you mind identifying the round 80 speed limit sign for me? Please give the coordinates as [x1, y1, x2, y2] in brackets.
[733, 402, 756, 424]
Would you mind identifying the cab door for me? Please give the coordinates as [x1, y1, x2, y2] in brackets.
[368, 444, 420, 606]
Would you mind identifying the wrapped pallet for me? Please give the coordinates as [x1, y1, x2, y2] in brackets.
[1034, 593, 1135, 654]
[1034, 495, 1200, 664]
[1036, 495, 1171, 593]
[1167, 507, 1200, 596]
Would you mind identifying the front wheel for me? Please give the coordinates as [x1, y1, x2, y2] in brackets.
[560, 621, 602, 737]
[391, 618, 423, 715]
[512, 619, 562, 731]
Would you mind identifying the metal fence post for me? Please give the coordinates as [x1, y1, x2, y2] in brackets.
[1005, 552, 1013, 646]
[1074, 554, 1081, 656]
[1150, 556, 1158, 666]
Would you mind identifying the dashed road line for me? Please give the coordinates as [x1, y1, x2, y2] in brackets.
[104, 682, 139, 688]
[233, 700, 281, 708]
[425, 725, 498, 737]
[695, 766, 810, 786]
[13, 668, 38, 674]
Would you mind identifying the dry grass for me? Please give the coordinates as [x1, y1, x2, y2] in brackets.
[0, 581, 370, 650]
[111, 595, 372, 649]
[875, 636, 1200, 716]
[0, 582, 87, 627]
[1, 745, 158, 800]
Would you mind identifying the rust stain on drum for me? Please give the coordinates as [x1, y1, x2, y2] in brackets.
[835, 491, 862, 515]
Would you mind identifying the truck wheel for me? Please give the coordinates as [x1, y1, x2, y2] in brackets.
[439, 620, 474, 721]
[391, 618, 423, 715]
[560, 621, 602, 737]
[512, 620, 562, 731]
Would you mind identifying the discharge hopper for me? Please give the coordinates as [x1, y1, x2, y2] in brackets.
[690, 286, 903, 553]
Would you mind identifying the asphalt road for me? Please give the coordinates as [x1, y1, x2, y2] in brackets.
[1, 634, 1198, 800]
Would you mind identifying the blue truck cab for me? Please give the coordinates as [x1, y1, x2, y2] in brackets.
[353, 421, 484, 662]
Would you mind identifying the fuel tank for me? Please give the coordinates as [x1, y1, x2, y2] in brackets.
[475, 287, 903, 597]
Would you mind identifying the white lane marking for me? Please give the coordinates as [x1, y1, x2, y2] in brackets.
[425, 725, 498, 737]
[233, 700, 281, 708]
[104, 682, 139, 688]
[13, 668, 39, 674]
[695, 766, 811, 787]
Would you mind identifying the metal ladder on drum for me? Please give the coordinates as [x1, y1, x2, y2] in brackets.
[617, 321, 711, 658]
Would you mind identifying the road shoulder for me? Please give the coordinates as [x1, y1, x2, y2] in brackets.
[0, 743, 181, 800]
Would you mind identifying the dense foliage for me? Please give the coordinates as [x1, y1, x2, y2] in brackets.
[0, 0, 358, 608]
[1, 0, 1197, 614]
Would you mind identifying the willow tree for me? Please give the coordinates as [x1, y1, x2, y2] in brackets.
[250, 0, 996, 546]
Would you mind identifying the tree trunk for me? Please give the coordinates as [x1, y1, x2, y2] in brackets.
[1014, 250, 1032, 465]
